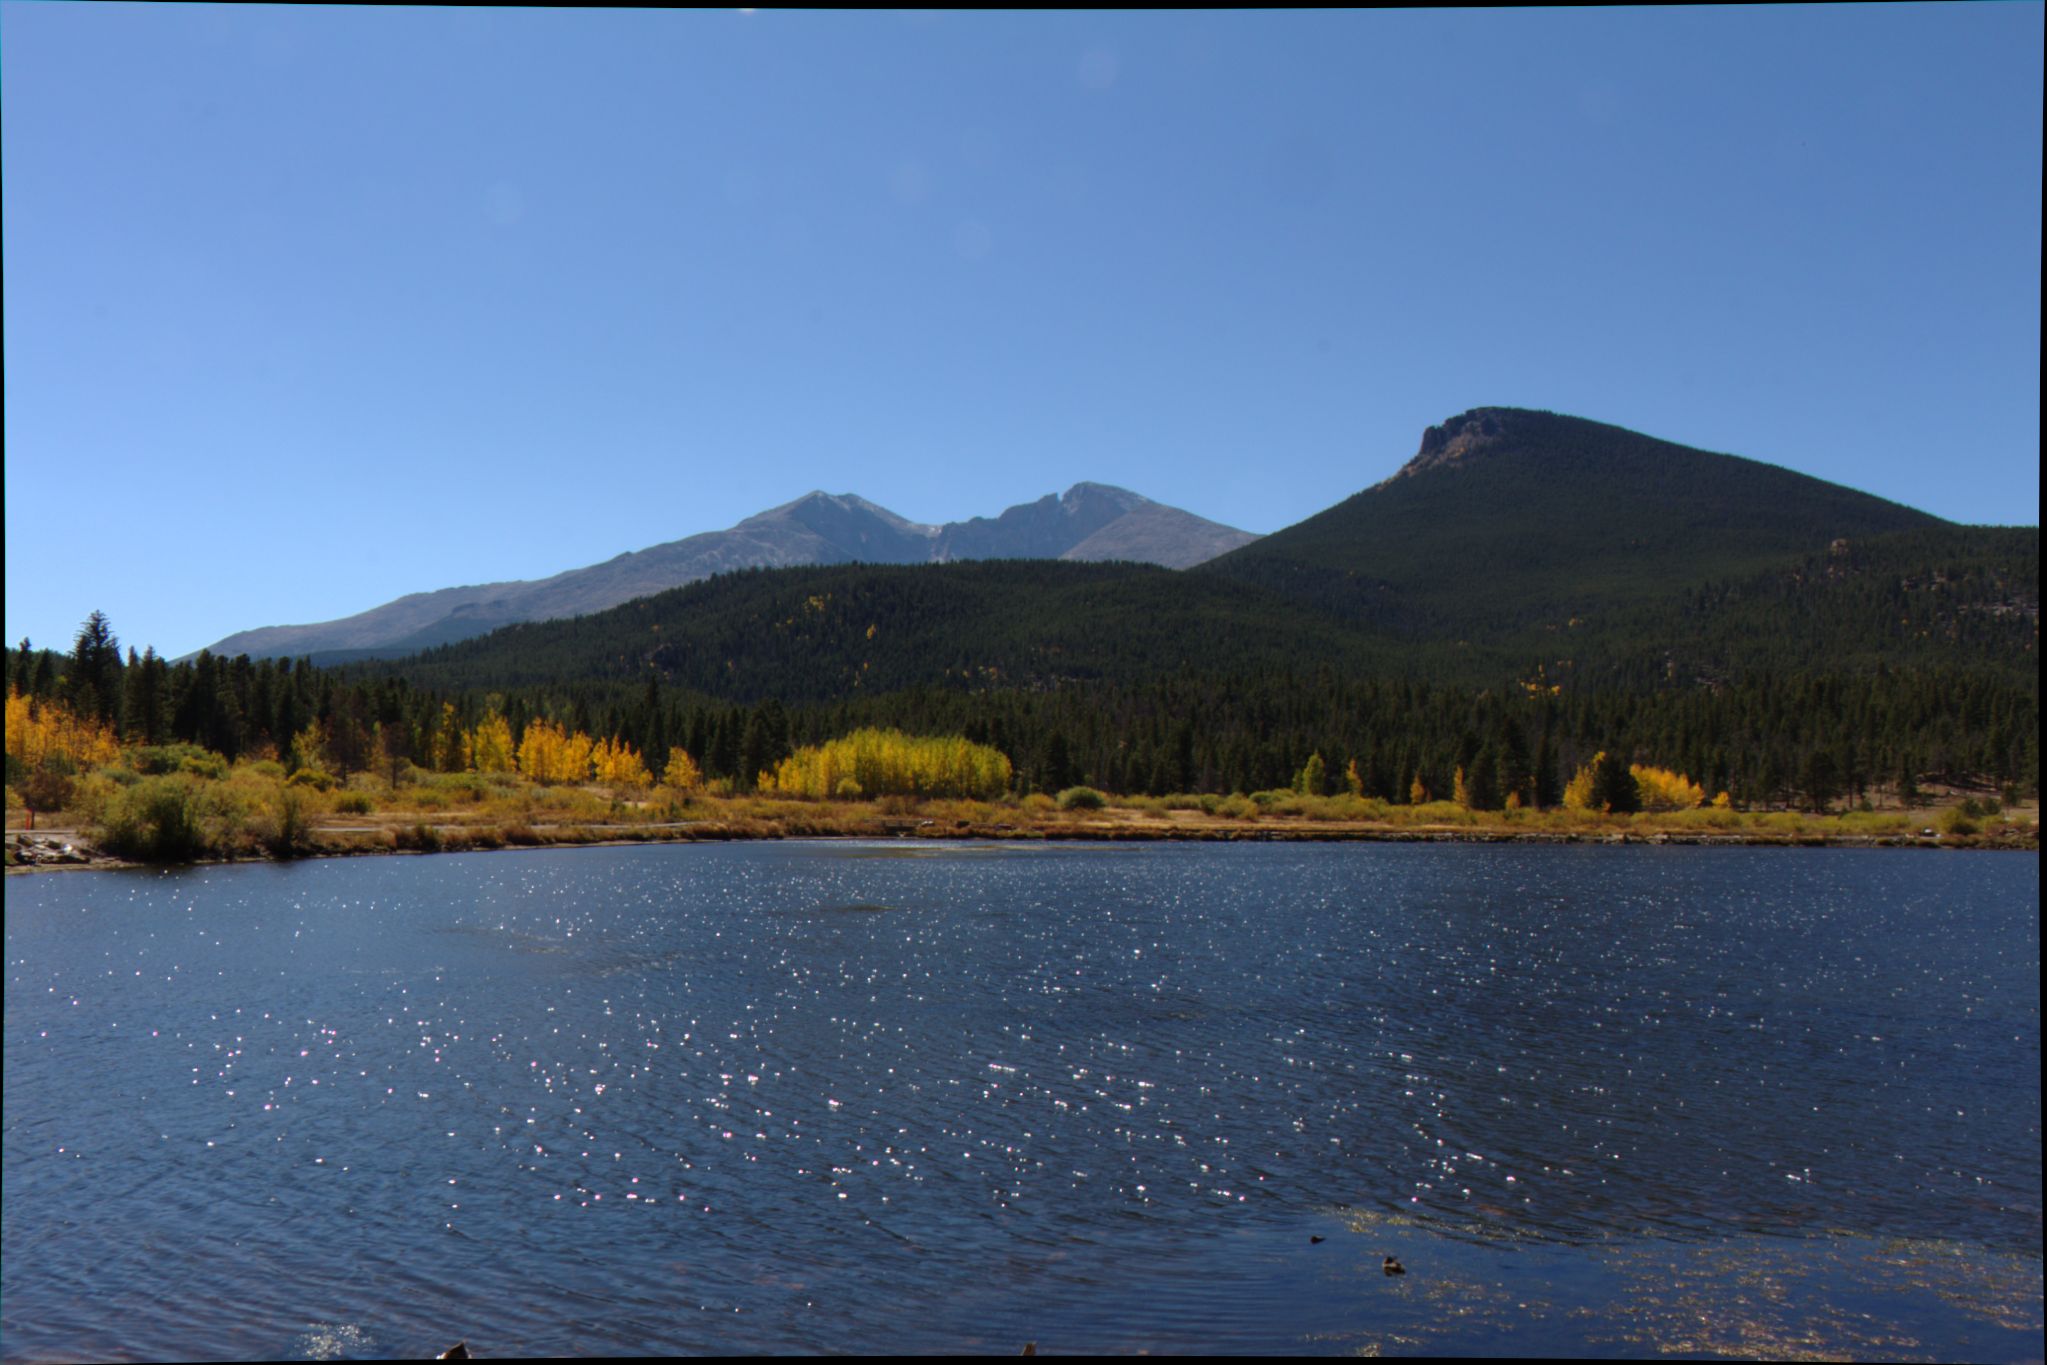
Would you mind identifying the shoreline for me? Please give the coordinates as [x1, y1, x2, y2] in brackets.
[7, 811, 2036, 874]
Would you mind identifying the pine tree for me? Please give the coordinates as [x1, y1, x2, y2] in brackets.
[739, 710, 771, 790]
[125, 647, 168, 746]
[1801, 747, 1839, 814]
[68, 611, 123, 731]
[1589, 751, 1640, 814]
[1539, 736, 1563, 810]
[1496, 718, 1532, 807]
[1466, 747, 1501, 811]
[1895, 756, 1920, 808]
[1041, 729, 1075, 793]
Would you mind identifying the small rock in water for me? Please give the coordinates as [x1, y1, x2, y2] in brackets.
[1310, 1235, 1325, 1244]
[437, 1343, 470, 1361]
[1383, 1256, 1405, 1276]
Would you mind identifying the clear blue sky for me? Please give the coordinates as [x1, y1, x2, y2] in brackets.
[4, 4, 2040, 660]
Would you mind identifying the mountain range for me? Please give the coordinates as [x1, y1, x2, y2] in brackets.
[196, 483, 1260, 661]
[362, 407, 2037, 702]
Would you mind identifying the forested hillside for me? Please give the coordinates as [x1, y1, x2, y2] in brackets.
[341, 520, 2037, 700]
[1199, 407, 1947, 640]
[347, 561, 1400, 699]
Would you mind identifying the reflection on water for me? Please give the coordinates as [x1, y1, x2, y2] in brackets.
[4, 842, 2039, 1359]
[290, 1323, 377, 1362]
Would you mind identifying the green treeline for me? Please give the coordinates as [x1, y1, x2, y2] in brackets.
[8, 621, 2035, 812]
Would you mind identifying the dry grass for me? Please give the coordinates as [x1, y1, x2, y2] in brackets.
[6, 755, 2036, 864]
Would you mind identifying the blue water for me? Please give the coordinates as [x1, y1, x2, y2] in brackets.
[4, 842, 2040, 1359]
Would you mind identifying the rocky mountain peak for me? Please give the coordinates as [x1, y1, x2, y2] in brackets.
[1060, 482, 1152, 516]
[1400, 407, 1515, 478]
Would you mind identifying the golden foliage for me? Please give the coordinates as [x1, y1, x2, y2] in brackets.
[5, 687, 120, 773]
[1629, 764, 1706, 812]
[430, 702, 469, 773]
[591, 736, 651, 791]
[661, 747, 702, 794]
[289, 722, 331, 776]
[1561, 755, 1600, 812]
[516, 719, 594, 785]
[467, 714, 516, 774]
[1562, 755, 1704, 813]
[768, 727, 1011, 800]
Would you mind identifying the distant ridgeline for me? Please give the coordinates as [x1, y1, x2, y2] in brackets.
[12, 408, 2036, 806]
[192, 482, 1261, 664]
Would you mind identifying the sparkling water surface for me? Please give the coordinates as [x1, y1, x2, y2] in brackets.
[4, 842, 2040, 1359]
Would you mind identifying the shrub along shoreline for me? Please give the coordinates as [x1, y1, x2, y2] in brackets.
[7, 778, 2035, 873]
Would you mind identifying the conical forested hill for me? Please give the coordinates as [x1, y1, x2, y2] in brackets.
[1198, 407, 1947, 640]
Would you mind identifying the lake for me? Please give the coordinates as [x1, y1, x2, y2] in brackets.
[4, 842, 2040, 1359]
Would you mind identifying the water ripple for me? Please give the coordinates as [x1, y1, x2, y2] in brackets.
[4, 843, 2038, 1358]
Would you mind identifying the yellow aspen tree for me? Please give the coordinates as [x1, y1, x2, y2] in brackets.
[3, 689, 36, 768]
[591, 737, 652, 791]
[561, 729, 596, 785]
[1452, 765, 1471, 809]
[5, 687, 120, 773]
[517, 719, 589, 784]
[1562, 756, 1600, 811]
[5, 687, 51, 770]
[769, 728, 1010, 799]
[661, 747, 702, 794]
[468, 713, 515, 773]
[432, 703, 469, 773]
[1629, 764, 1705, 811]
[1345, 758, 1364, 797]
[1409, 772, 1429, 805]
[519, 720, 577, 785]
[289, 722, 330, 775]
